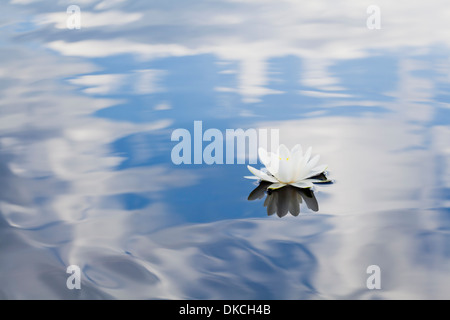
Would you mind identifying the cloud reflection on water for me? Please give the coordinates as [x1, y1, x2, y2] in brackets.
[0, 0, 449, 299]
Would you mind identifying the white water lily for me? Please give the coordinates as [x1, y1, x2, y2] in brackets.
[245, 144, 328, 189]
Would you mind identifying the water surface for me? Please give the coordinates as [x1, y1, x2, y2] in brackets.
[1, 0, 450, 299]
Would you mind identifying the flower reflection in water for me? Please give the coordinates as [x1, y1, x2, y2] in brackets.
[248, 173, 332, 217]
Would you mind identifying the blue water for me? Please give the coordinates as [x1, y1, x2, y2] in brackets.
[1, 1, 449, 299]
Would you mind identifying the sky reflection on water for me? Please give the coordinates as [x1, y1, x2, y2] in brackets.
[0, 0, 450, 299]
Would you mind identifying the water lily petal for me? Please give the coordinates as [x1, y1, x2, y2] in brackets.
[303, 146, 312, 163]
[244, 175, 260, 180]
[258, 147, 270, 167]
[247, 165, 278, 183]
[290, 144, 303, 158]
[277, 144, 290, 160]
[282, 146, 302, 183]
[300, 166, 328, 180]
[291, 181, 313, 188]
[293, 154, 309, 181]
[290, 144, 303, 162]
[306, 154, 320, 170]
[275, 145, 294, 182]
[299, 171, 319, 180]
[268, 151, 280, 176]
[311, 164, 328, 173]
[278, 158, 294, 183]
[268, 182, 287, 189]
[295, 148, 321, 181]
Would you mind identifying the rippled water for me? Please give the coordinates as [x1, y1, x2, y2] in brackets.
[1, 0, 450, 299]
